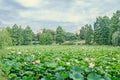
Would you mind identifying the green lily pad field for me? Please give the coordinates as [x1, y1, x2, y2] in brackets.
[0, 45, 120, 80]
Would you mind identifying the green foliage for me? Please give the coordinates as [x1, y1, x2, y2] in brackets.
[112, 31, 120, 46]
[6, 25, 33, 45]
[56, 26, 65, 44]
[11, 24, 20, 45]
[39, 32, 53, 45]
[94, 16, 110, 45]
[79, 24, 93, 44]
[32, 33, 39, 45]
[92, 10, 120, 45]
[84, 24, 93, 44]
[109, 10, 120, 44]
[10, 24, 24, 45]
[79, 27, 85, 40]
[6, 27, 12, 37]
[23, 26, 33, 45]
[0, 29, 12, 49]
[0, 45, 120, 80]
[65, 32, 77, 41]
[18, 26, 24, 45]
[42, 29, 56, 41]
[70, 66, 84, 80]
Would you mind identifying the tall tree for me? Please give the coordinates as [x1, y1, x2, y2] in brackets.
[10, 24, 24, 45]
[11, 24, 19, 45]
[94, 16, 110, 45]
[79, 27, 85, 40]
[56, 26, 65, 44]
[23, 26, 33, 45]
[84, 24, 93, 44]
[109, 10, 120, 44]
[18, 26, 24, 45]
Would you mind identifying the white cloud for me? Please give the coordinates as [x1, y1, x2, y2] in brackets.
[19, 0, 117, 26]
[15, 0, 43, 7]
[19, 9, 90, 23]
[1, 0, 120, 32]
[75, 0, 91, 7]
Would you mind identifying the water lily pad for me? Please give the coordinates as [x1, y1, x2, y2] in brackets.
[87, 73, 101, 80]
[70, 72, 84, 80]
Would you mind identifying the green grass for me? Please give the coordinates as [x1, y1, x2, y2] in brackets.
[0, 45, 120, 80]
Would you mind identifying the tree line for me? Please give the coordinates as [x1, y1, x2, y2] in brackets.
[0, 10, 120, 48]
[79, 10, 120, 45]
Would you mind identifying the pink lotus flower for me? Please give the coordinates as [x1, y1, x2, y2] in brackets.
[84, 57, 89, 61]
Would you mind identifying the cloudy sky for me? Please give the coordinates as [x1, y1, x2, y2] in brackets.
[0, 0, 120, 32]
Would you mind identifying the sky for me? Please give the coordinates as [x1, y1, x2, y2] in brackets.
[0, 0, 120, 32]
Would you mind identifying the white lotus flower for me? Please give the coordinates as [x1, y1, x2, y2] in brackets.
[66, 62, 71, 65]
[89, 63, 95, 68]
[35, 60, 40, 64]
[18, 52, 22, 54]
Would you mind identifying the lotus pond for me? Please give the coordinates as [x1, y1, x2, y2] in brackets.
[0, 45, 120, 80]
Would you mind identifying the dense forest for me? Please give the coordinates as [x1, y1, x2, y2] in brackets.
[0, 10, 120, 48]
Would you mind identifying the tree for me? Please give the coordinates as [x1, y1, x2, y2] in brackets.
[23, 26, 33, 45]
[39, 32, 53, 45]
[112, 30, 120, 46]
[0, 28, 12, 49]
[10, 24, 24, 45]
[42, 29, 56, 41]
[94, 16, 110, 45]
[84, 24, 93, 44]
[65, 32, 77, 41]
[56, 26, 65, 44]
[79, 27, 85, 40]
[18, 26, 24, 45]
[109, 10, 120, 44]
[32, 33, 39, 45]
[11, 24, 20, 45]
